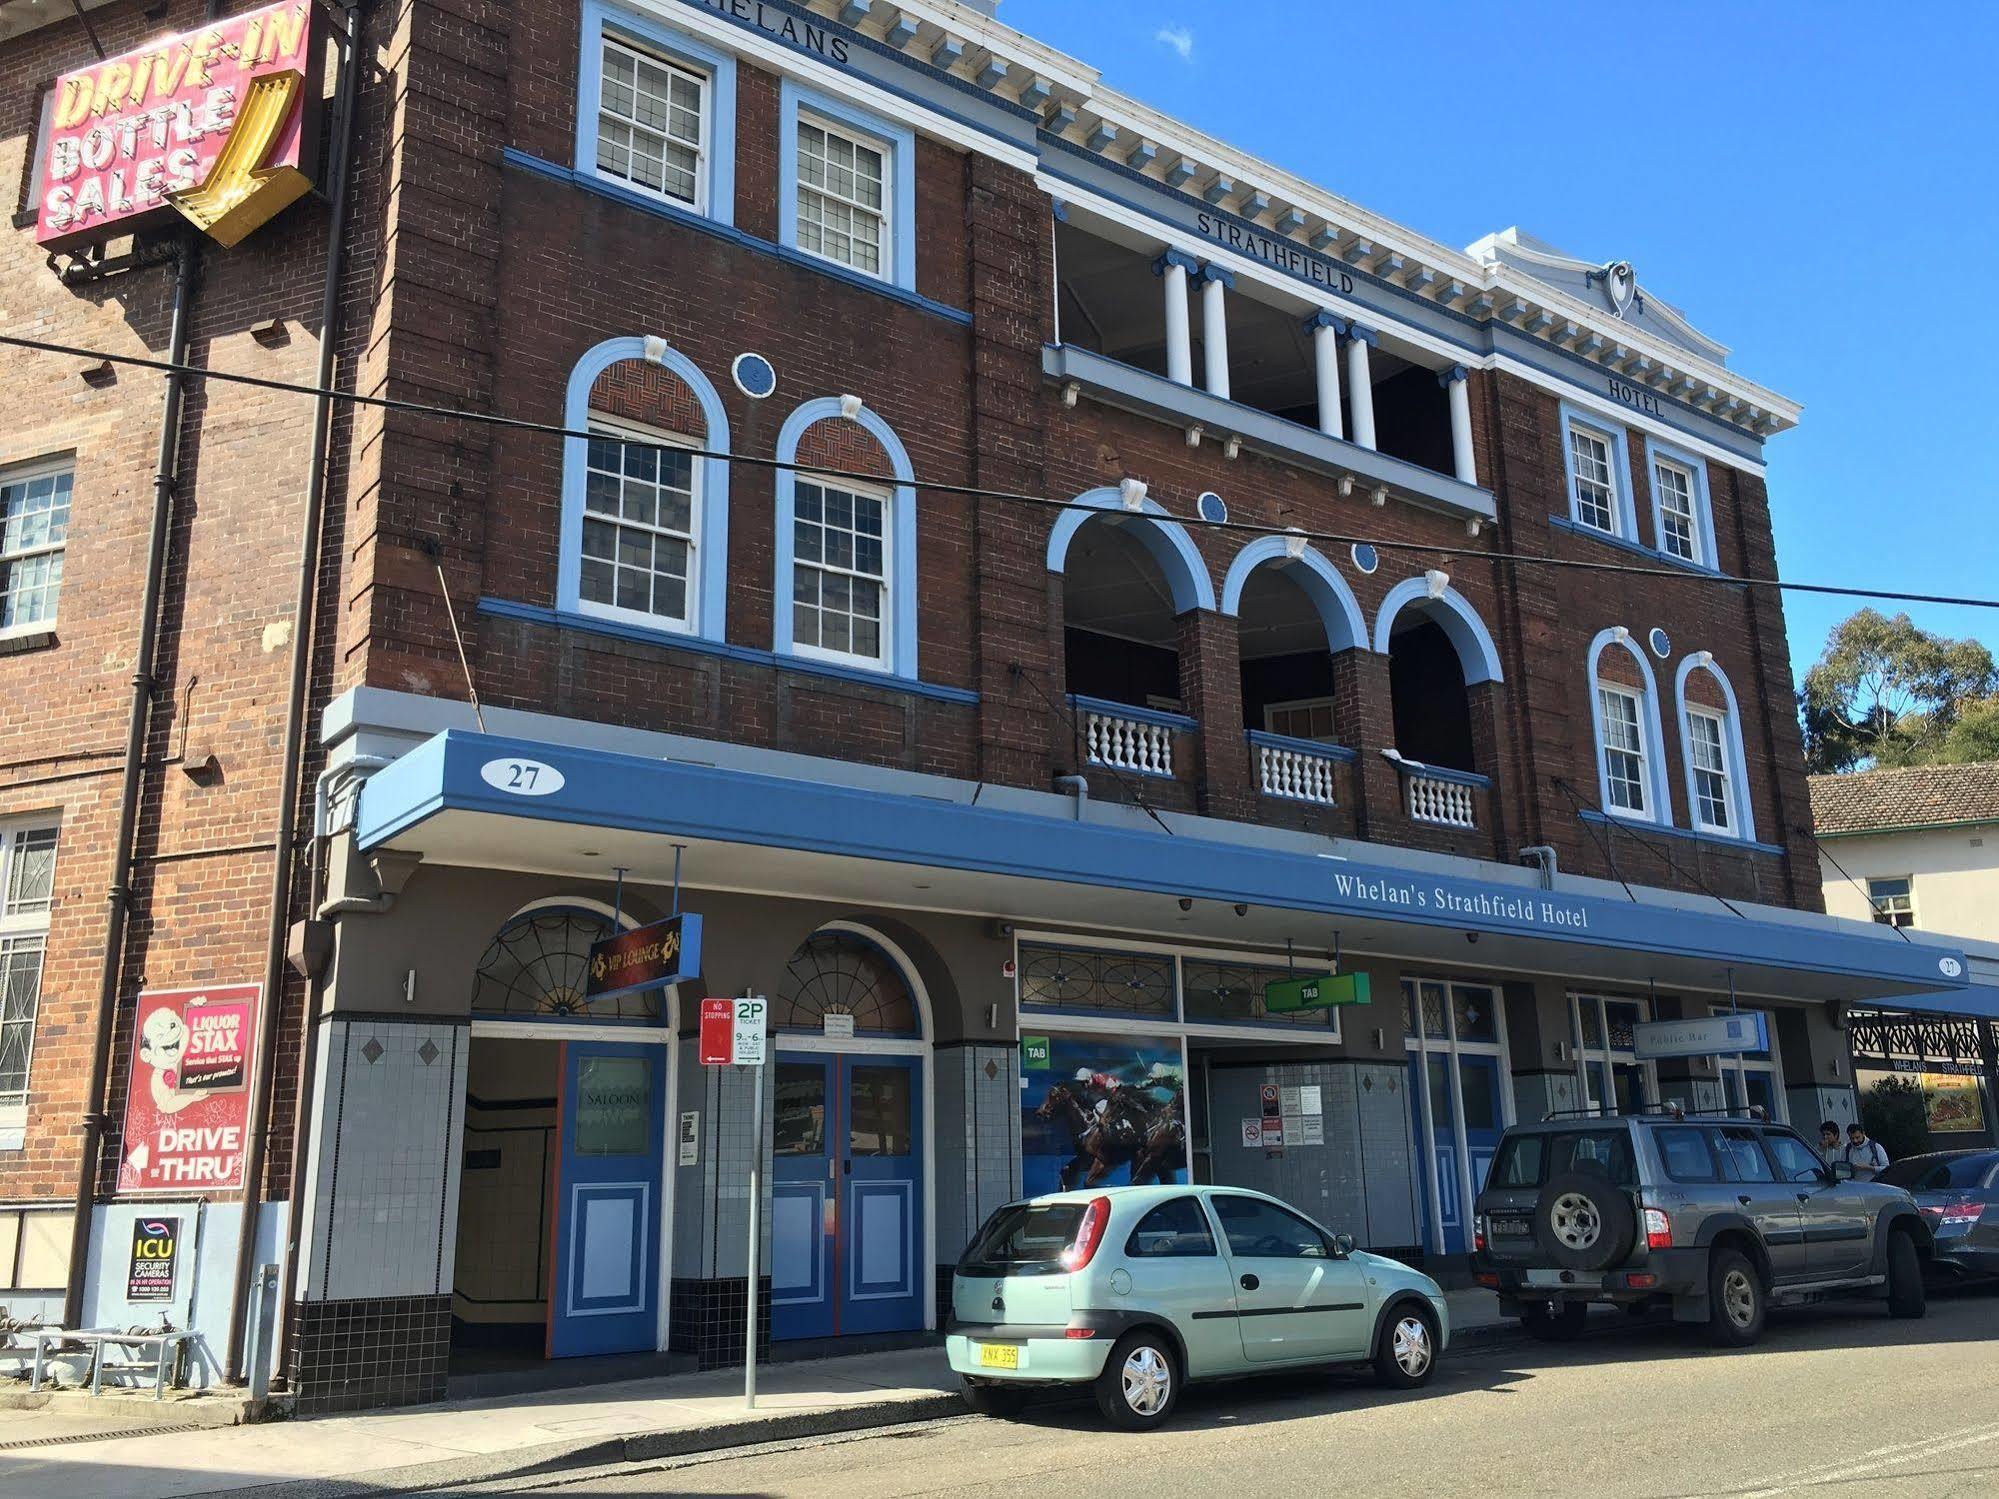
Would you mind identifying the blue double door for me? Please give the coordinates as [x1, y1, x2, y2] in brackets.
[547, 1041, 667, 1359]
[770, 1052, 924, 1342]
[1409, 1052, 1504, 1257]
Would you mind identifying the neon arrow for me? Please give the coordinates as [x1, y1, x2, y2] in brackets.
[168, 69, 312, 247]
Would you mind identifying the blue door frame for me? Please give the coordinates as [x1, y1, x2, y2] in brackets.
[771, 1050, 924, 1342]
[547, 1040, 667, 1358]
[1409, 1052, 1504, 1258]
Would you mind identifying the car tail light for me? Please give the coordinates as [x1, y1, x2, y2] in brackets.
[1064, 1327, 1097, 1339]
[1474, 1272, 1500, 1289]
[1643, 1205, 1672, 1252]
[1626, 1272, 1659, 1290]
[1060, 1196, 1111, 1271]
[1473, 1219, 1487, 1254]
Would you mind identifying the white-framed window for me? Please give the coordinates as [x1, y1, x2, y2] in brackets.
[790, 477, 890, 668]
[594, 35, 709, 209]
[794, 114, 889, 279]
[1711, 1006, 1785, 1123]
[1, 461, 72, 636]
[1653, 456, 1702, 564]
[1686, 708, 1733, 833]
[577, 419, 700, 632]
[1567, 421, 1620, 535]
[1263, 698, 1337, 743]
[0, 821, 59, 1110]
[1570, 993, 1656, 1116]
[1596, 683, 1649, 816]
[1868, 876, 1916, 929]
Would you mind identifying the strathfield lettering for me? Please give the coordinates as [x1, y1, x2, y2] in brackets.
[1195, 211, 1356, 295]
[1328, 872, 1589, 931]
[692, 0, 852, 63]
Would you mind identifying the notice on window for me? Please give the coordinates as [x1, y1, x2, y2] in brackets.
[1299, 1084, 1323, 1117]
[117, 985, 260, 1194]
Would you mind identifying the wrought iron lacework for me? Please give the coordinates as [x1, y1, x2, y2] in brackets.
[1182, 958, 1334, 1029]
[1849, 1009, 1992, 1066]
[471, 908, 659, 1021]
[775, 931, 917, 1033]
[1018, 943, 1174, 1017]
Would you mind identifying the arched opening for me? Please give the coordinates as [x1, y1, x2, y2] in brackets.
[1388, 608, 1477, 773]
[1238, 564, 1340, 741]
[774, 928, 922, 1036]
[1061, 514, 1188, 713]
[1678, 655, 1755, 840]
[578, 360, 706, 631]
[1588, 629, 1672, 825]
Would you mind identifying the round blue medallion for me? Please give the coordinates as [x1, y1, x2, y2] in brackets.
[1649, 627, 1672, 659]
[1197, 491, 1228, 525]
[1351, 542, 1380, 575]
[732, 352, 777, 400]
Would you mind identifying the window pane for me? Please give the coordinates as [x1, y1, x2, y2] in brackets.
[573, 1055, 652, 1156]
[5, 828, 57, 915]
[1210, 1195, 1328, 1259]
[1714, 1127, 1775, 1183]
[1657, 1127, 1717, 1182]
[1017, 944, 1173, 1017]
[597, 40, 704, 206]
[1451, 986, 1499, 1044]
[1126, 1197, 1217, 1258]
[849, 1064, 912, 1157]
[1569, 427, 1616, 533]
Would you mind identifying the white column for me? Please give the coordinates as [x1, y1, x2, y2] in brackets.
[1154, 251, 1194, 387]
[1345, 323, 1378, 450]
[1309, 311, 1345, 439]
[1200, 265, 1233, 400]
[1443, 364, 1476, 484]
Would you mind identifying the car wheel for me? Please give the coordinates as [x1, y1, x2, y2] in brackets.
[1532, 1170, 1638, 1271]
[1373, 1304, 1440, 1388]
[1707, 1248, 1766, 1348]
[959, 1378, 1030, 1418]
[1093, 1329, 1180, 1430]
[1520, 1299, 1589, 1342]
[1887, 1229, 1928, 1319]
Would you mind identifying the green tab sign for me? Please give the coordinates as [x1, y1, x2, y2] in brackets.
[1021, 1035, 1051, 1070]
[1264, 972, 1370, 1014]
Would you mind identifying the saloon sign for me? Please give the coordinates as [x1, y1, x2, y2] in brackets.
[117, 984, 260, 1194]
[35, 0, 322, 251]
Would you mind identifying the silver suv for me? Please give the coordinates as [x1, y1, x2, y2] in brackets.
[1469, 1109, 1933, 1346]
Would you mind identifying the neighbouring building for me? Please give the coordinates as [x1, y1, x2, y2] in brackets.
[1812, 764, 1999, 1150]
[3, 0, 1995, 1415]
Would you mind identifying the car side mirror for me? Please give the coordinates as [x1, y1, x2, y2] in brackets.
[1331, 1232, 1356, 1259]
[1831, 1161, 1854, 1182]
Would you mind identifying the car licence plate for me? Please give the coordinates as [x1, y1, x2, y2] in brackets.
[1493, 1217, 1529, 1237]
[1525, 1269, 1602, 1288]
[977, 1343, 1020, 1370]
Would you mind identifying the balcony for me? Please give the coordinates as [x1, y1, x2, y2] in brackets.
[1391, 756, 1489, 830]
[1071, 695, 1191, 778]
[1044, 345, 1494, 524]
[1248, 730, 1354, 807]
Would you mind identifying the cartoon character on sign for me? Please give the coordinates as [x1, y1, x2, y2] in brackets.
[138, 1004, 212, 1116]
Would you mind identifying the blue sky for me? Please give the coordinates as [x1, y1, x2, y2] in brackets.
[1001, 0, 1999, 689]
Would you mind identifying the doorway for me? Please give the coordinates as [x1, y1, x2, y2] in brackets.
[1404, 978, 1513, 1258]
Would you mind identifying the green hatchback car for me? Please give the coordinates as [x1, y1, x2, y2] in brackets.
[948, 1185, 1449, 1429]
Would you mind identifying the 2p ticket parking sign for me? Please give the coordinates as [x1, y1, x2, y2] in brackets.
[699, 997, 768, 1066]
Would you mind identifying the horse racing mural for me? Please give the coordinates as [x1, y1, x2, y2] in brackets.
[1021, 1036, 1188, 1196]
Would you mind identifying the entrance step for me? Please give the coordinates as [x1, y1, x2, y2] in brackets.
[446, 1349, 698, 1401]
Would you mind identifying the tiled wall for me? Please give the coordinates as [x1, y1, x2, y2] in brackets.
[933, 1043, 1020, 1264]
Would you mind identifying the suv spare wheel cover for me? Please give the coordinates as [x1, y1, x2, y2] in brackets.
[1533, 1169, 1638, 1271]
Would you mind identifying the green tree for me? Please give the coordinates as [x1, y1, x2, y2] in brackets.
[1799, 610, 1998, 773]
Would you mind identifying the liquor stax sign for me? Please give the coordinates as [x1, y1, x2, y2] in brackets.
[117, 984, 260, 1194]
[35, 0, 323, 251]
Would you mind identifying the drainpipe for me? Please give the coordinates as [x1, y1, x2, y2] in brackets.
[1518, 845, 1559, 891]
[224, 0, 364, 1383]
[1053, 774, 1090, 820]
[61, 236, 195, 1330]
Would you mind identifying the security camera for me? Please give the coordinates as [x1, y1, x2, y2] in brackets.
[1233, 903, 1248, 917]
[1178, 897, 1193, 912]
[1465, 931, 1480, 945]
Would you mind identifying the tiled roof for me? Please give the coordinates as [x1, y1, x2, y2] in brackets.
[1809, 762, 1999, 836]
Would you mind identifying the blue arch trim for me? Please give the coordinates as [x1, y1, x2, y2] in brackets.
[559, 336, 732, 642]
[1044, 488, 1217, 615]
[1371, 577, 1505, 685]
[1675, 653, 1758, 842]
[1586, 628, 1675, 826]
[774, 398, 921, 679]
[1219, 538, 1369, 655]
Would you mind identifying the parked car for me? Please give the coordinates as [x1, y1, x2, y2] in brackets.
[948, 1185, 1448, 1429]
[1877, 1149, 1999, 1284]
[1469, 1109, 1932, 1347]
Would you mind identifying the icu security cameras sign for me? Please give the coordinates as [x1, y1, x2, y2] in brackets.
[34, 0, 324, 252]
[117, 985, 260, 1194]
[699, 997, 768, 1066]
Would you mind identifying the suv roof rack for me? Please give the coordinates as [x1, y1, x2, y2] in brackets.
[1538, 1103, 1776, 1123]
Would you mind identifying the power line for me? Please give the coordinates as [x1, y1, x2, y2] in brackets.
[5, 328, 1997, 612]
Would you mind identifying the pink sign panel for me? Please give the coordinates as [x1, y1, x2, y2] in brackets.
[117, 984, 261, 1195]
[35, 0, 320, 250]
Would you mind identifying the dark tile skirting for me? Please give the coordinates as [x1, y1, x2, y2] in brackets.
[290, 1294, 452, 1414]
[669, 1276, 772, 1370]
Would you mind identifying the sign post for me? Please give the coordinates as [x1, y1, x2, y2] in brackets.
[701, 995, 768, 1410]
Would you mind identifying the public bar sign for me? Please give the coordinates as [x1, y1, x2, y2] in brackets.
[1631, 1011, 1769, 1061]
[585, 913, 704, 1007]
[117, 984, 261, 1194]
[35, 0, 323, 251]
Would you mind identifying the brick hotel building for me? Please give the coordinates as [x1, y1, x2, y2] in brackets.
[1, 0, 1993, 1411]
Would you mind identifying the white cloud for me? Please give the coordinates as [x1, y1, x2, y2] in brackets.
[1154, 25, 1195, 62]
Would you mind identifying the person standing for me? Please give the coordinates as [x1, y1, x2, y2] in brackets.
[1818, 1120, 1844, 1167]
[1844, 1121, 1890, 1181]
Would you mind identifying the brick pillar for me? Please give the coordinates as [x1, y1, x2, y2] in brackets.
[1338, 647, 1399, 839]
[1466, 679, 1511, 859]
[1178, 610, 1250, 819]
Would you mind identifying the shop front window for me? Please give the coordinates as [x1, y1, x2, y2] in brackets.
[1182, 958, 1338, 1032]
[1018, 943, 1174, 1020]
[1571, 993, 1655, 1115]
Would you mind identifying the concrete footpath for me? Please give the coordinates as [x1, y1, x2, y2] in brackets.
[0, 1288, 1533, 1498]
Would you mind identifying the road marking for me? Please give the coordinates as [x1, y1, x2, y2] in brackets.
[1736, 1420, 1999, 1496]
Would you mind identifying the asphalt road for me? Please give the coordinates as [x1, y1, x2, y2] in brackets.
[461, 1289, 1999, 1499]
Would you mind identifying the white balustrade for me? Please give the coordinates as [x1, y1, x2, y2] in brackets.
[1256, 742, 1339, 806]
[1085, 708, 1175, 777]
[1406, 770, 1478, 829]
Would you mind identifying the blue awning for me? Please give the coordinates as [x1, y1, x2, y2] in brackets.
[353, 730, 1982, 1010]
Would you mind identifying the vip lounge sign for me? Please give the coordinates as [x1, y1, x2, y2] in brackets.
[35, 0, 323, 251]
[585, 914, 704, 1007]
[117, 984, 260, 1194]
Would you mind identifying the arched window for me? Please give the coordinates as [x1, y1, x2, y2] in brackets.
[774, 929, 920, 1036]
[1371, 575, 1502, 776]
[1586, 628, 1673, 826]
[557, 336, 731, 641]
[1676, 653, 1757, 840]
[773, 398, 919, 678]
[470, 904, 662, 1022]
